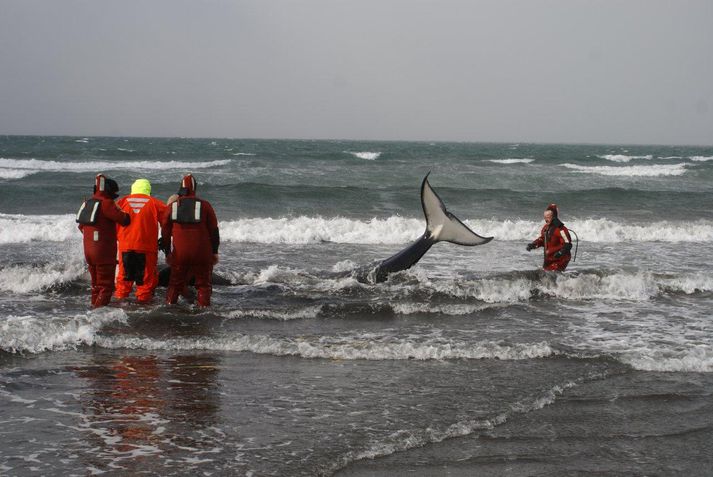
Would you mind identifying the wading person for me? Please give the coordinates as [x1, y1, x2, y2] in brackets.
[114, 179, 168, 304]
[161, 174, 220, 307]
[526, 203, 572, 272]
[76, 174, 130, 307]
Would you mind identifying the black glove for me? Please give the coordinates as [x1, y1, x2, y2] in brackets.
[526, 243, 535, 251]
[158, 237, 169, 256]
[554, 243, 572, 258]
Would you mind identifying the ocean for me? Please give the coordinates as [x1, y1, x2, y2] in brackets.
[1, 136, 712, 476]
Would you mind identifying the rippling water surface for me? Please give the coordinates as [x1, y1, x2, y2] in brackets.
[1, 137, 712, 475]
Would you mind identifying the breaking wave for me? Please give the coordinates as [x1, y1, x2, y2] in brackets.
[0, 308, 127, 354]
[0, 213, 77, 244]
[561, 163, 689, 177]
[0, 260, 86, 294]
[220, 216, 713, 244]
[3, 214, 713, 245]
[621, 347, 713, 373]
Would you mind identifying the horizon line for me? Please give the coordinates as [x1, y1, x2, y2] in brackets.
[1, 133, 712, 148]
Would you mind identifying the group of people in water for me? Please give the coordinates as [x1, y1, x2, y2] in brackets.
[77, 173, 219, 308]
[77, 173, 573, 309]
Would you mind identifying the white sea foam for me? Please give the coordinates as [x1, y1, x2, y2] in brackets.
[220, 216, 713, 244]
[0, 213, 77, 244]
[0, 169, 38, 179]
[224, 306, 322, 321]
[622, 346, 713, 373]
[3, 213, 713, 245]
[392, 302, 499, 316]
[331, 260, 359, 273]
[487, 158, 534, 164]
[231, 266, 713, 305]
[219, 216, 424, 244]
[95, 333, 555, 361]
[0, 158, 231, 173]
[561, 163, 688, 177]
[483, 218, 713, 243]
[232, 152, 256, 156]
[597, 154, 653, 162]
[428, 270, 713, 304]
[0, 260, 86, 294]
[346, 151, 382, 160]
[0, 308, 127, 354]
[690, 155, 713, 162]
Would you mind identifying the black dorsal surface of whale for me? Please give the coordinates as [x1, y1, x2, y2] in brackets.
[370, 174, 493, 282]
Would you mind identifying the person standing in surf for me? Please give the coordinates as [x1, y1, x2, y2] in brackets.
[526, 203, 572, 272]
[76, 174, 131, 308]
[114, 179, 168, 304]
[160, 174, 220, 307]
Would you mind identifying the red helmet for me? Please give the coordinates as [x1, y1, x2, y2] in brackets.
[178, 174, 197, 196]
[545, 203, 559, 217]
[94, 174, 119, 198]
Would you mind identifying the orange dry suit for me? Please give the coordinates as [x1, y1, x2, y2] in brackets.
[114, 179, 168, 303]
[529, 216, 572, 272]
[77, 174, 130, 307]
[161, 174, 220, 307]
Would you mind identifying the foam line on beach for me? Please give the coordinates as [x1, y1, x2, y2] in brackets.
[95, 333, 556, 361]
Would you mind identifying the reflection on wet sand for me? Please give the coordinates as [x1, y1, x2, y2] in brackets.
[74, 352, 222, 473]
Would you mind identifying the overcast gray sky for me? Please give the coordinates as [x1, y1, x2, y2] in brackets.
[1, 0, 712, 144]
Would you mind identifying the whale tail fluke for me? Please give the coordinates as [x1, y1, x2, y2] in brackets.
[371, 174, 492, 282]
[421, 173, 493, 246]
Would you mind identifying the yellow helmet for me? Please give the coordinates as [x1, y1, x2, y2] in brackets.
[131, 178, 151, 195]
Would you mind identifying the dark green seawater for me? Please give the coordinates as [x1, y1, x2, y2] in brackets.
[1, 136, 712, 475]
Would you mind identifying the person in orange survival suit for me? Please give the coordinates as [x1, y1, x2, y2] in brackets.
[526, 203, 573, 272]
[114, 179, 168, 303]
[160, 174, 220, 307]
[76, 174, 131, 307]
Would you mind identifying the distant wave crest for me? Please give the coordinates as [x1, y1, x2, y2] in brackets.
[597, 154, 653, 163]
[562, 163, 689, 177]
[0, 158, 231, 173]
[487, 158, 534, 164]
[346, 151, 382, 160]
